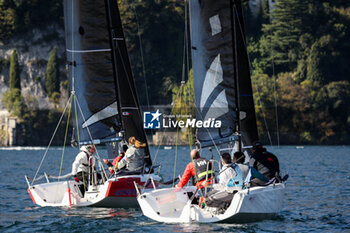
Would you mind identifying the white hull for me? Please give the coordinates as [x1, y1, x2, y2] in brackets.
[137, 183, 285, 223]
[28, 174, 161, 208]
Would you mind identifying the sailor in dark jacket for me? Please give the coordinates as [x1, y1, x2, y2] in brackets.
[249, 142, 280, 181]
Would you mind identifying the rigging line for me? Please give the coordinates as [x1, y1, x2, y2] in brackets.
[234, 3, 273, 146]
[149, 0, 191, 174]
[273, 72, 280, 147]
[58, 97, 73, 180]
[181, 30, 186, 82]
[71, 0, 75, 93]
[185, 0, 190, 85]
[131, 1, 150, 108]
[31, 95, 73, 185]
[184, 0, 193, 149]
[73, 94, 80, 145]
[170, 85, 185, 217]
[269, 23, 280, 148]
[255, 84, 273, 144]
[142, 83, 186, 189]
[231, 0, 242, 145]
[74, 95, 108, 179]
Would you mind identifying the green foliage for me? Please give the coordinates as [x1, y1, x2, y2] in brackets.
[171, 69, 195, 117]
[247, 1, 350, 144]
[119, 0, 185, 105]
[9, 49, 20, 90]
[0, 5, 16, 40]
[0, 0, 63, 41]
[1, 0, 349, 144]
[2, 88, 26, 118]
[49, 91, 61, 109]
[45, 46, 60, 98]
[31, 58, 47, 67]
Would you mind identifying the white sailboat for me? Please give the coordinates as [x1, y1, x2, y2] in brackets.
[25, 0, 162, 208]
[137, 0, 287, 223]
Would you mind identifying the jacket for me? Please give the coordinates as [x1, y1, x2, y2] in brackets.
[72, 147, 95, 175]
[177, 158, 213, 188]
[117, 145, 145, 171]
[249, 149, 280, 179]
[213, 163, 243, 192]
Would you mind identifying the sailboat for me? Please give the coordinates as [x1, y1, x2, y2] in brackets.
[137, 0, 286, 223]
[25, 0, 162, 208]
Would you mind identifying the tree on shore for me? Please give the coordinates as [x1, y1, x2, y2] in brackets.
[45, 46, 60, 98]
[2, 49, 26, 118]
[9, 49, 20, 90]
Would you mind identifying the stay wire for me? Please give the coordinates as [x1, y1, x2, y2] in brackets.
[31, 94, 73, 185]
[130, 1, 150, 108]
[74, 95, 108, 181]
[58, 96, 73, 180]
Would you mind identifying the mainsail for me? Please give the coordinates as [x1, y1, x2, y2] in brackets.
[64, 0, 151, 165]
[189, 0, 258, 147]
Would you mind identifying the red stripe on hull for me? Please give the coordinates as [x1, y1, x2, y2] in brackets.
[106, 177, 145, 198]
[27, 188, 36, 204]
[68, 188, 72, 206]
[105, 181, 113, 198]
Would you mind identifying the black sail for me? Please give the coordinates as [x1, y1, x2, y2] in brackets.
[189, 0, 258, 147]
[105, 0, 152, 166]
[233, 0, 259, 147]
[64, 0, 152, 165]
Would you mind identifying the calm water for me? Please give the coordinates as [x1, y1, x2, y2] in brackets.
[0, 146, 349, 232]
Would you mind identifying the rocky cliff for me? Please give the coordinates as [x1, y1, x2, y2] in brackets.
[0, 24, 67, 111]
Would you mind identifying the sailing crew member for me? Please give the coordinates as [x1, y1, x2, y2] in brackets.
[117, 137, 145, 173]
[249, 141, 281, 182]
[176, 149, 214, 189]
[103, 144, 128, 174]
[205, 153, 243, 208]
[72, 144, 96, 188]
[234, 151, 269, 184]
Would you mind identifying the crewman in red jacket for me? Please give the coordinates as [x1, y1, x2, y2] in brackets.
[176, 149, 214, 189]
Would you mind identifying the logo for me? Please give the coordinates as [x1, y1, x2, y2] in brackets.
[143, 110, 162, 129]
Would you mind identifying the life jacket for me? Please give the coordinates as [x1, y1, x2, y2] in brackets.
[227, 164, 243, 188]
[253, 151, 279, 179]
[193, 158, 214, 183]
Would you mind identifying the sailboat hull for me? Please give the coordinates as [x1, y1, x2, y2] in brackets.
[137, 183, 285, 223]
[28, 174, 161, 208]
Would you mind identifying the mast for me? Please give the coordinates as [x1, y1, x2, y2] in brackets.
[230, 0, 242, 152]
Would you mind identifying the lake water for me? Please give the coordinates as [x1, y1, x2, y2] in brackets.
[0, 146, 349, 232]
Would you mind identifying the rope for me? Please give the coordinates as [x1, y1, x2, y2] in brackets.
[130, 1, 150, 108]
[74, 94, 108, 181]
[31, 95, 73, 185]
[58, 97, 72, 180]
[172, 84, 185, 187]
[269, 19, 280, 148]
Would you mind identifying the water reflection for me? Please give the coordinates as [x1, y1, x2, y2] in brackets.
[65, 208, 139, 219]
